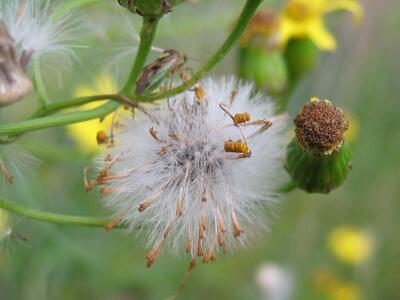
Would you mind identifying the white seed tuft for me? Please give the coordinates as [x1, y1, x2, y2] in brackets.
[92, 77, 287, 266]
[0, 0, 83, 61]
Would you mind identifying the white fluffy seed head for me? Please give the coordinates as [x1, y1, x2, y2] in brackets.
[0, 0, 83, 61]
[95, 77, 287, 264]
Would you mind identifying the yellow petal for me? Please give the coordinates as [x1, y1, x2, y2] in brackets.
[328, 226, 373, 265]
[306, 18, 337, 50]
[322, 0, 363, 23]
[65, 74, 122, 152]
[279, 16, 310, 48]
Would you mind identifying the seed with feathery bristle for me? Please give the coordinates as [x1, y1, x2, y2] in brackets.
[89, 77, 287, 267]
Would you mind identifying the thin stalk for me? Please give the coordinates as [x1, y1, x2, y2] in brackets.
[32, 59, 50, 108]
[0, 196, 123, 228]
[0, 17, 160, 136]
[0, 101, 118, 135]
[32, 94, 135, 118]
[135, 0, 263, 102]
[121, 16, 160, 93]
[0, 0, 260, 135]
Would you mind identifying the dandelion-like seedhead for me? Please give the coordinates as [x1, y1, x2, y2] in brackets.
[91, 78, 287, 266]
[0, 0, 82, 61]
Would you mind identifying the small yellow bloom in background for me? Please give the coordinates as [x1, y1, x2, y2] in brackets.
[66, 75, 125, 152]
[279, 0, 363, 51]
[328, 282, 361, 300]
[314, 271, 361, 300]
[328, 225, 373, 265]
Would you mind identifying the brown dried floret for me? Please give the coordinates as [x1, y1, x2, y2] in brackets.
[294, 98, 349, 154]
[0, 21, 32, 106]
[240, 9, 280, 48]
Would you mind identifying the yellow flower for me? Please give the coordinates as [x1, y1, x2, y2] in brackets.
[328, 225, 373, 265]
[314, 270, 362, 300]
[66, 75, 123, 152]
[328, 282, 361, 300]
[279, 0, 362, 51]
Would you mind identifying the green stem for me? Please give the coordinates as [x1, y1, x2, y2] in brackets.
[0, 0, 258, 135]
[32, 59, 50, 108]
[0, 196, 123, 228]
[0, 17, 160, 136]
[0, 101, 118, 135]
[135, 0, 263, 102]
[122, 16, 160, 93]
[31, 94, 133, 118]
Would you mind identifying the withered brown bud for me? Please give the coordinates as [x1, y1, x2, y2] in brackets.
[0, 21, 32, 107]
[240, 9, 281, 49]
[294, 98, 349, 155]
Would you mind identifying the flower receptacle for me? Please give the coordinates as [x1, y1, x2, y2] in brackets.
[286, 98, 352, 193]
[118, 0, 184, 17]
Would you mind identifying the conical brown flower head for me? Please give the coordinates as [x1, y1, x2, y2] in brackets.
[0, 21, 32, 106]
[294, 98, 349, 155]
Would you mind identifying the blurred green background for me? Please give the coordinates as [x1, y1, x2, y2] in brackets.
[0, 0, 399, 299]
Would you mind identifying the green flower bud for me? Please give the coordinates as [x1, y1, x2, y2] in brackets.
[238, 9, 288, 95]
[284, 38, 318, 83]
[118, 0, 184, 17]
[286, 98, 352, 193]
[239, 46, 288, 95]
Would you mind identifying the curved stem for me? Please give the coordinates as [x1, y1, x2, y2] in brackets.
[0, 196, 123, 228]
[0, 101, 119, 135]
[31, 94, 134, 118]
[0, 17, 160, 136]
[0, 0, 259, 135]
[121, 16, 160, 93]
[135, 0, 263, 102]
[32, 59, 50, 108]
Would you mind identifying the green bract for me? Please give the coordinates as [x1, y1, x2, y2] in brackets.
[286, 139, 352, 193]
[284, 38, 318, 83]
[118, 0, 185, 17]
[239, 46, 288, 95]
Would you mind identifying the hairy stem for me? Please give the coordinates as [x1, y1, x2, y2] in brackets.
[0, 196, 123, 228]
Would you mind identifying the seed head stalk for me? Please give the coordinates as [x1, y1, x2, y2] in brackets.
[0, 0, 263, 137]
[0, 0, 264, 227]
